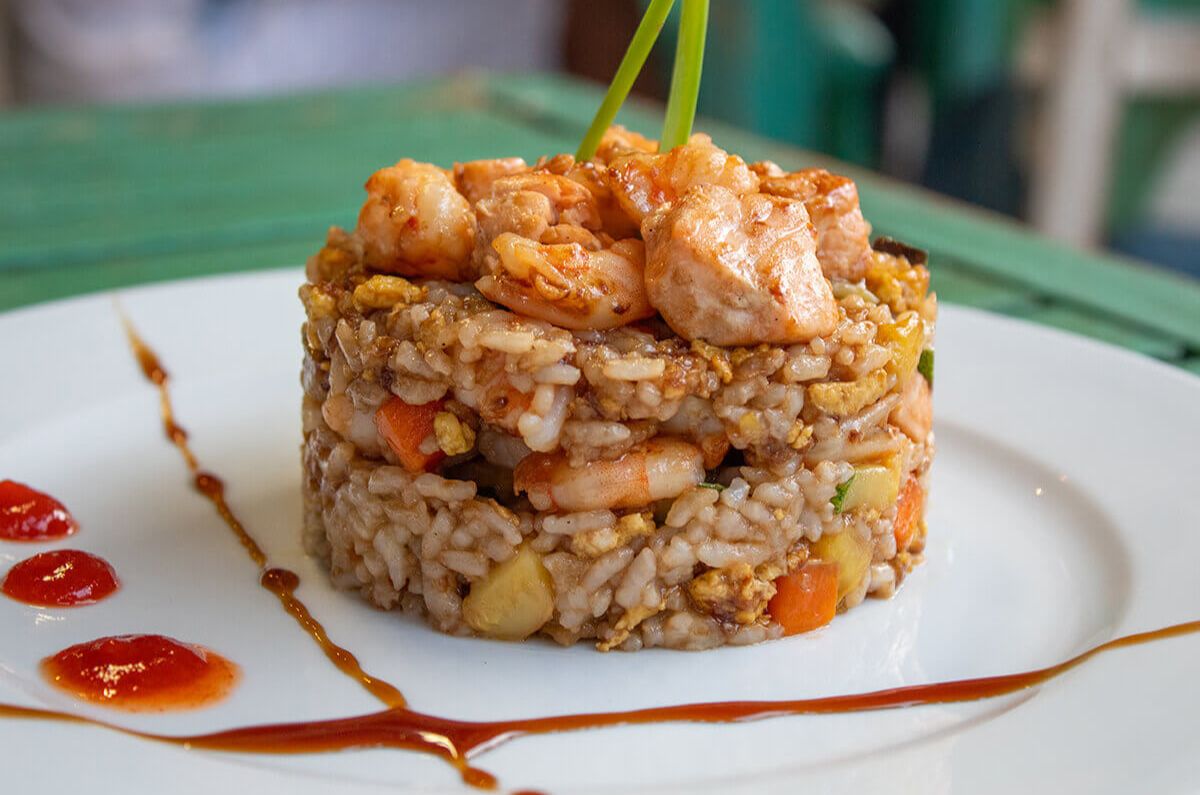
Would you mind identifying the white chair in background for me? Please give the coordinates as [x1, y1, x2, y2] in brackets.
[1020, 0, 1200, 249]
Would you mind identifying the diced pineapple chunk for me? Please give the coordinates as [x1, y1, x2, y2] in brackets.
[864, 250, 931, 314]
[878, 310, 925, 385]
[836, 459, 901, 514]
[462, 545, 555, 640]
[812, 530, 871, 602]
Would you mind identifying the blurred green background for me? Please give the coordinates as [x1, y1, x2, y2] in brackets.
[2, 0, 1198, 278]
[614, 0, 1199, 279]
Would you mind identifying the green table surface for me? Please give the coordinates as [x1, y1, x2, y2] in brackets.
[2, 72, 1198, 373]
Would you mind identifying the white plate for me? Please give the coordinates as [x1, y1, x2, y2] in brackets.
[2, 270, 1198, 794]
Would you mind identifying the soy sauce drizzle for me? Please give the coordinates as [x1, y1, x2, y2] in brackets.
[2, 619, 1198, 784]
[258, 566, 409, 710]
[122, 319, 406, 710]
[2, 318, 1189, 792]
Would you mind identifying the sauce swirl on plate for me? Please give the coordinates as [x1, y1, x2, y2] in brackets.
[4, 619, 1199, 787]
[2, 320, 1193, 794]
[125, 322, 406, 710]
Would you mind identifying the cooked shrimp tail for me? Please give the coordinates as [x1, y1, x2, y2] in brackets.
[514, 438, 705, 512]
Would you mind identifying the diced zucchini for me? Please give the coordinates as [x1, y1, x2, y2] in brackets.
[811, 530, 871, 602]
[832, 460, 901, 514]
[462, 545, 555, 640]
[918, 348, 934, 388]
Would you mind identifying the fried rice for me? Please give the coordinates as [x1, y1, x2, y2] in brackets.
[300, 130, 936, 651]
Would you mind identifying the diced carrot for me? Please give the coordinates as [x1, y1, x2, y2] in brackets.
[893, 476, 925, 551]
[768, 562, 838, 636]
[374, 397, 446, 473]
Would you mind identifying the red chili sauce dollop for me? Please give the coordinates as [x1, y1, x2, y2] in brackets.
[41, 634, 239, 712]
[0, 480, 78, 542]
[2, 550, 119, 607]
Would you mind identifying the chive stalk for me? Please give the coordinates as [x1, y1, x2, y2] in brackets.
[576, 0, 677, 161]
[660, 0, 709, 150]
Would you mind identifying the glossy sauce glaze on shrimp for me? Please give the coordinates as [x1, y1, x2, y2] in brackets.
[607, 135, 759, 224]
[356, 159, 476, 281]
[477, 234, 655, 330]
[758, 166, 872, 281]
[470, 167, 653, 330]
[642, 183, 839, 345]
[306, 127, 937, 651]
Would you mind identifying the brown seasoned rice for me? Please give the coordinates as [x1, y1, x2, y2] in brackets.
[300, 142, 937, 651]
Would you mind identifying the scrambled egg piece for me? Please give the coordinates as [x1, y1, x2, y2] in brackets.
[864, 251, 930, 315]
[306, 229, 358, 283]
[300, 283, 341, 351]
[786, 420, 814, 449]
[433, 411, 476, 456]
[352, 274, 428, 310]
[596, 600, 665, 652]
[570, 512, 655, 558]
[691, 339, 733, 384]
[687, 562, 776, 624]
[737, 412, 763, 437]
[302, 284, 338, 320]
[807, 368, 888, 417]
[756, 546, 811, 585]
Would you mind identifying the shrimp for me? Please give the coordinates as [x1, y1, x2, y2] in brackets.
[477, 172, 601, 236]
[476, 233, 655, 331]
[321, 393, 385, 457]
[607, 136, 759, 224]
[642, 184, 839, 345]
[356, 159, 476, 281]
[519, 151, 640, 233]
[890, 370, 932, 442]
[473, 171, 604, 270]
[452, 352, 572, 452]
[514, 437, 704, 512]
[759, 168, 871, 281]
[749, 160, 786, 179]
[455, 351, 533, 434]
[453, 157, 528, 204]
[593, 124, 658, 163]
[563, 160, 641, 239]
[660, 395, 730, 468]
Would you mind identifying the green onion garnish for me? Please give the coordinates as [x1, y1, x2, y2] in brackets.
[698, 482, 726, 492]
[576, 0, 677, 161]
[660, 0, 709, 150]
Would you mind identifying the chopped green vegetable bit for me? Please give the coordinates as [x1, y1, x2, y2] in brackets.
[917, 349, 934, 388]
[830, 475, 857, 513]
[698, 482, 726, 492]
